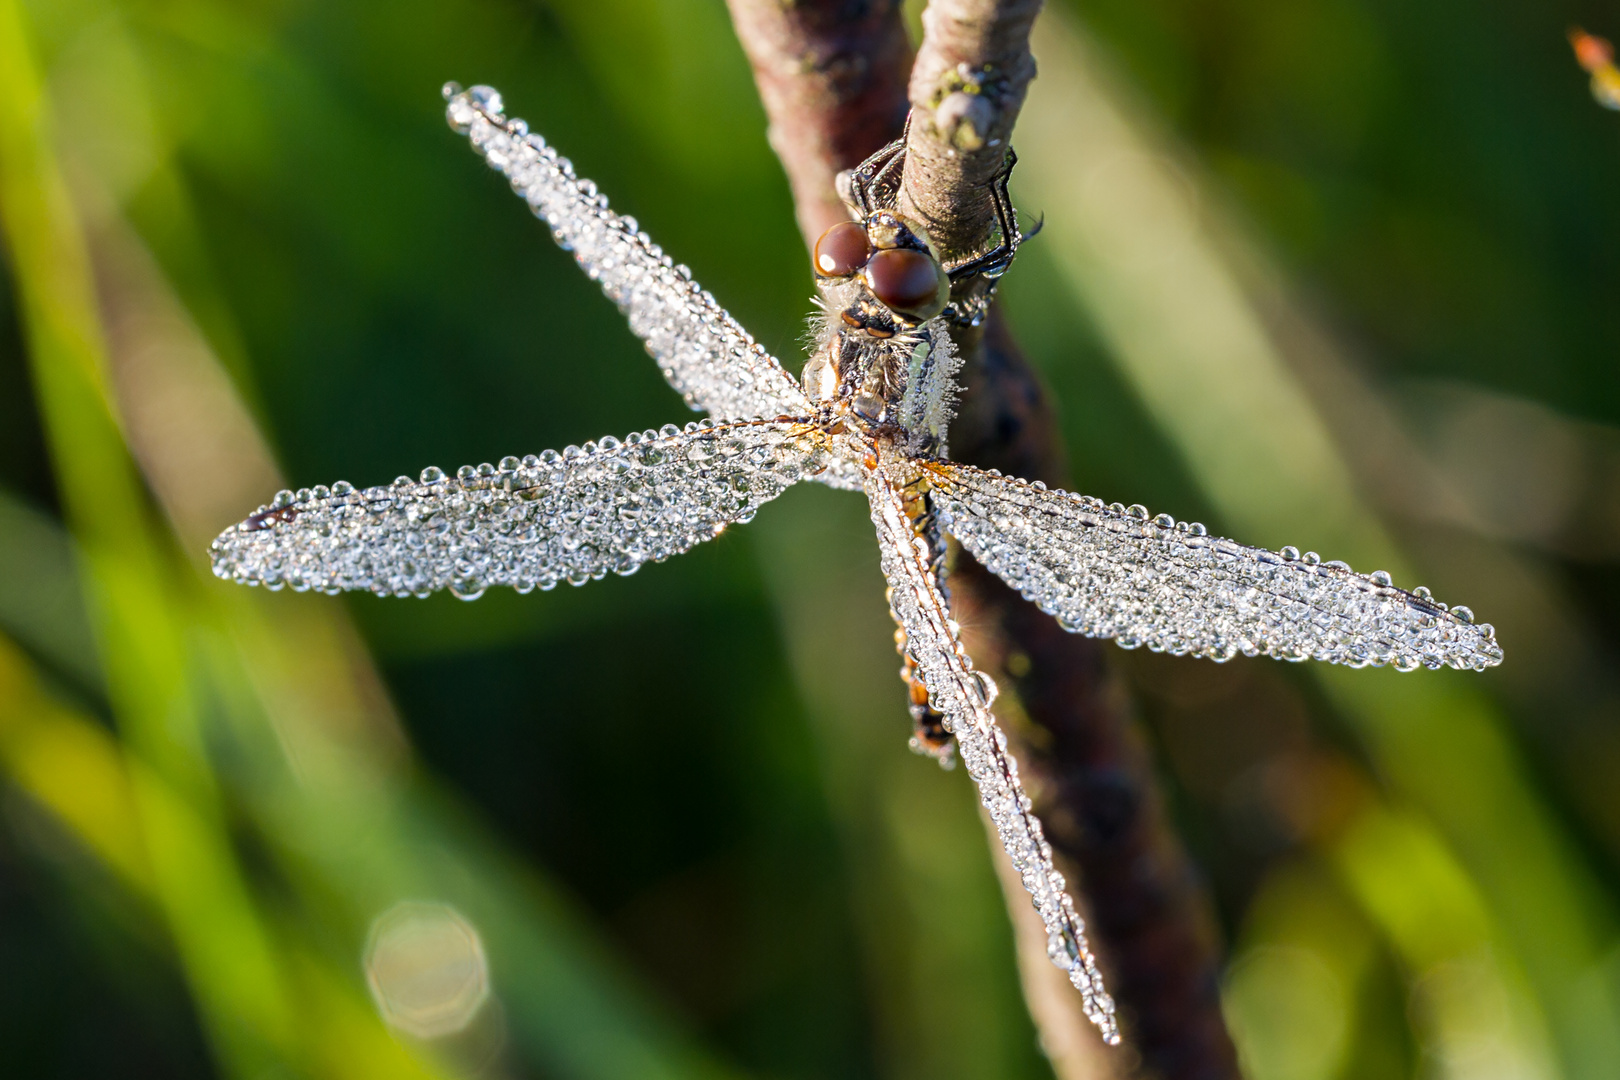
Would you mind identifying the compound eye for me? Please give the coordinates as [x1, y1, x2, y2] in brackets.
[864, 248, 949, 322]
[813, 221, 873, 279]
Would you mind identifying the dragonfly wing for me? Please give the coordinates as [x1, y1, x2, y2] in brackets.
[809, 454, 867, 492]
[212, 419, 828, 597]
[448, 86, 812, 422]
[865, 467, 1119, 1043]
[927, 462, 1504, 671]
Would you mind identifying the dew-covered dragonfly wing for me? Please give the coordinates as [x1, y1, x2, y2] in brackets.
[925, 462, 1503, 672]
[867, 463, 1119, 1042]
[211, 420, 829, 597]
[447, 86, 811, 424]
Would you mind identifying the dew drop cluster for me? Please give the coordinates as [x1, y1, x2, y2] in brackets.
[931, 465, 1503, 671]
[211, 421, 828, 598]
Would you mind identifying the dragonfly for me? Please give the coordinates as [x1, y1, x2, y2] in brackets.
[211, 83, 1504, 1045]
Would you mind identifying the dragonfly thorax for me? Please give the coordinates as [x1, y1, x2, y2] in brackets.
[803, 276, 961, 457]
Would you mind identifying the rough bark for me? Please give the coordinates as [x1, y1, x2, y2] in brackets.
[724, 0, 913, 242]
[726, 1, 1240, 1075]
[898, 0, 1042, 256]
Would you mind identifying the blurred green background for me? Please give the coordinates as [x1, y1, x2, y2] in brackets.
[1, 0, 1618, 1077]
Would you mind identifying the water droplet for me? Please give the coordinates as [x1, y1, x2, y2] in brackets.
[468, 85, 503, 115]
[450, 578, 486, 601]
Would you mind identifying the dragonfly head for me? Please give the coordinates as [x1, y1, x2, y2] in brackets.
[813, 211, 950, 329]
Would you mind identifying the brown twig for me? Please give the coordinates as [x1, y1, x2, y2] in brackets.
[898, 0, 1041, 256]
[726, 0, 1239, 1075]
[724, 0, 913, 242]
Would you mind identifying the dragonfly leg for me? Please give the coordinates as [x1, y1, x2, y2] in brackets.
[837, 121, 910, 220]
[943, 149, 1025, 283]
